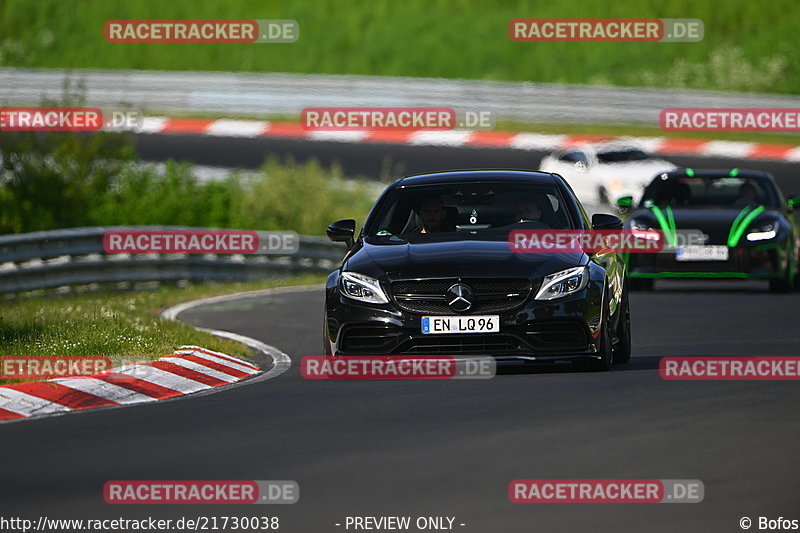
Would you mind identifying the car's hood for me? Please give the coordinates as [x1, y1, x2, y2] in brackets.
[542, 159, 675, 178]
[343, 236, 586, 280]
[541, 160, 676, 203]
[596, 160, 676, 174]
[594, 161, 677, 189]
[628, 207, 783, 245]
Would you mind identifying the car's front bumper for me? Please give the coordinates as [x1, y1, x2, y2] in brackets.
[625, 242, 790, 280]
[324, 274, 608, 363]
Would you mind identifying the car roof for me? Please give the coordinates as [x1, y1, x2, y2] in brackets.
[396, 169, 562, 187]
[662, 168, 774, 180]
[559, 140, 646, 153]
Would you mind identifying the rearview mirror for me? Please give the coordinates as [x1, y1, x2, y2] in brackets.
[326, 219, 356, 248]
[591, 213, 623, 230]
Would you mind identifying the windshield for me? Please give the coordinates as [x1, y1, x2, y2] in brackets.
[596, 148, 652, 163]
[366, 182, 575, 238]
[640, 175, 781, 209]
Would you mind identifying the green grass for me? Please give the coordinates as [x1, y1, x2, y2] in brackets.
[1, 0, 798, 93]
[0, 274, 326, 384]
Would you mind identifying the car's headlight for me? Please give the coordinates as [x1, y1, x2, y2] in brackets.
[746, 221, 778, 241]
[535, 266, 589, 301]
[339, 272, 389, 304]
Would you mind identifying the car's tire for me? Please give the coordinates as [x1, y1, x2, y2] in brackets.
[612, 283, 632, 364]
[628, 277, 654, 291]
[769, 276, 790, 292]
[581, 285, 614, 372]
[322, 305, 333, 355]
[793, 243, 800, 288]
[769, 260, 794, 293]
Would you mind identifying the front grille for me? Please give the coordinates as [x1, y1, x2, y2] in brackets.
[390, 278, 532, 315]
[394, 334, 527, 355]
[635, 250, 750, 273]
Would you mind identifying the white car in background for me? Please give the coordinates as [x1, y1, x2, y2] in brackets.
[539, 142, 677, 208]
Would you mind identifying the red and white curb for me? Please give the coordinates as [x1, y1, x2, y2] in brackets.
[0, 346, 261, 422]
[129, 117, 800, 162]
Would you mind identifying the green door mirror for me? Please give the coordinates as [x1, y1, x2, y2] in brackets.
[616, 196, 633, 209]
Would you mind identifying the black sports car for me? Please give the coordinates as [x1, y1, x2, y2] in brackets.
[323, 170, 631, 371]
[622, 168, 800, 292]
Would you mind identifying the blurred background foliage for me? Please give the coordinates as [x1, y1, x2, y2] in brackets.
[0, 0, 797, 93]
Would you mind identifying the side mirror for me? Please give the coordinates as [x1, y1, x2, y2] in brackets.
[616, 196, 633, 209]
[591, 213, 623, 230]
[787, 195, 800, 209]
[327, 219, 356, 247]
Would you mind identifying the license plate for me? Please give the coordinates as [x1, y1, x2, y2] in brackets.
[421, 315, 500, 334]
[675, 245, 729, 261]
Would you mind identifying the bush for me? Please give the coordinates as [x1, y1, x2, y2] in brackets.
[0, 130, 136, 232]
[234, 158, 377, 234]
[0, 130, 378, 235]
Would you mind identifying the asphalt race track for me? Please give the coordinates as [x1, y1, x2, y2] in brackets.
[134, 132, 800, 197]
[1, 138, 799, 532]
[2, 281, 799, 532]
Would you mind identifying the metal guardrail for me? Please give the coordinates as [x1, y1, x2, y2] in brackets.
[0, 227, 346, 294]
[2, 68, 799, 125]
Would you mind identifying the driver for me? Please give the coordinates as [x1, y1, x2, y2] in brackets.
[734, 182, 759, 206]
[416, 196, 447, 233]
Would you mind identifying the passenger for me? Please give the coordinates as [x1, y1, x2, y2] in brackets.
[672, 182, 692, 207]
[514, 197, 553, 228]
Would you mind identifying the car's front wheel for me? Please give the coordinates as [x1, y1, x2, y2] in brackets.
[612, 282, 632, 364]
[580, 285, 614, 371]
[322, 299, 333, 355]
[769, 263, 794, 293]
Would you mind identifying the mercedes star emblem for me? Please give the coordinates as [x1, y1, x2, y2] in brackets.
[446, 283, 473, 312]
